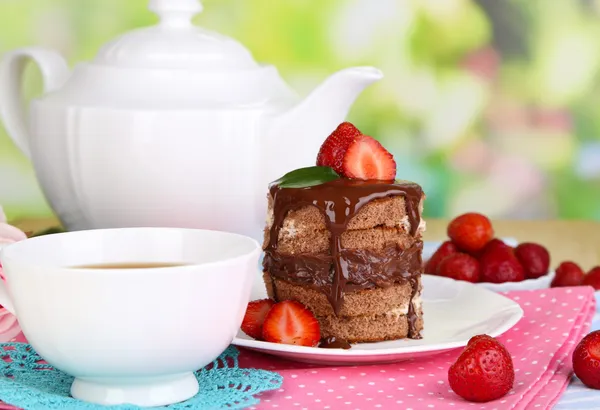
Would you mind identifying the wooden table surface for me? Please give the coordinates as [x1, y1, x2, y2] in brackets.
[14, 217, 600, 271]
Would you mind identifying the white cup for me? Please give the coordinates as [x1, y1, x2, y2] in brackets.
[0, 227, 261, 407]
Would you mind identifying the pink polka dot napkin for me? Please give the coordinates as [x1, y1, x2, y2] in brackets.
[239, 287, 596, 410]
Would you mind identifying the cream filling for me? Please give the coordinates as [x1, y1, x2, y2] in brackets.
[386, 304, 409, 318]
[412, 294, 423, 314]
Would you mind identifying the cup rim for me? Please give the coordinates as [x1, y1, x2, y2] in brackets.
[0, 227, 261, 272]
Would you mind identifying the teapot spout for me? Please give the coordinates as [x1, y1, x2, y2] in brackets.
[265, 67, 383, 180]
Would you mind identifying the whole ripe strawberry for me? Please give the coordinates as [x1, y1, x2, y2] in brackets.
[582, 266, 600, 290]
[241, 299, 275, 340]
[481, 238, 512, 255]
[424, 241, 458, 275]
[448, 334, 514, 402]
[573, 330, 600, 389]
[551, 261, 584, 288]
[437, 253, 480, 283]
[447, 213, 494, 254]
[316, 122, 362, 174]
[262, 300, 321, 347]
[341, 135, 397, 180]
[514, 242, 550, 279]
[480, 246, 525, 283]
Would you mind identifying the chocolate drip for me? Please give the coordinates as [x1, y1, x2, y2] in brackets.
[320, 336, 352, 349]
[265, 178, 424, 338]
[263, 242, 423, 293]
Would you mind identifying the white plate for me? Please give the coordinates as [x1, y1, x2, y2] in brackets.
[232, 273, 524, 365]
[424, 238, 554, 292]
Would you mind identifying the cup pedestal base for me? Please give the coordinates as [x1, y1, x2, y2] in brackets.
[70, 372, 199, 407]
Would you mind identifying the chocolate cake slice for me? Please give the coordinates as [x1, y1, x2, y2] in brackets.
[262, 178, 426, 343]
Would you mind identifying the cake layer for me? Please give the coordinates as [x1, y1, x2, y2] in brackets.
[264, 273, 422, 317]
[319, 311, 424, 343]
[266, 226, 417, 255]
[265, 196, 426, 251]
[264, 274, 423, 341]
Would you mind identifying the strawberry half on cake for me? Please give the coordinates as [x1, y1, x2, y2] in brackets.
[260, 122, 426, 345]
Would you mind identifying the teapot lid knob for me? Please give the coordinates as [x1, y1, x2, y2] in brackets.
[148, 0, 203, 27]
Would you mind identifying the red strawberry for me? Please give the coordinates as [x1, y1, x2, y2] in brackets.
[480, 246, 525, 283]
[316, 122, 362, 174]
[467, 334, 495, 346]
[448, 334, 514, 402]
[551, 261, 584, 288]
[262, 300, 321, 347]
[241, 299, 275, 340]
[573, 330, 600, 389]
[341, 135, 396, 180]
[481, 238, 511, 255]
[514, 242, 550, 279]
[437, 253, 480, 283]
[424, 241, 458, 274]
[447, 213, 494, 254]
[582, 266, 600, 290]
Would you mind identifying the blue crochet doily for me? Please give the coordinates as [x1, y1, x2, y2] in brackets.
[0, 343, 282, 410]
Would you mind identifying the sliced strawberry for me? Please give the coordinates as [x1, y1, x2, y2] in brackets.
[316, 122, 362, 174]
[341, 135, 396, 180]
[262, 300, 321, 347]
[241, 299, 275, 340]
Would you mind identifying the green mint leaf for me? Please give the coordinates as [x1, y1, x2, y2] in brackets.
[272, 166, 340, 188]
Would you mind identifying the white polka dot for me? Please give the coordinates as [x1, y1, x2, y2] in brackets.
[306, 392, 313, 396]
[408, 375, 415, 378]
[320, 380, 326, 384]
[340, 376, 346, 380]
[310, 370, 318, 374]
[291, 374, 297, 378]
[348, 385, 354, 389]
[438, 380, 444, 384]
[327, 389, 333, 392]
[532, 361, 538, 365]
[298, 384, 305, 388]
[368, 382, 375, 385]
[418, 383, 425, 387]
[284, 395, 292, 399]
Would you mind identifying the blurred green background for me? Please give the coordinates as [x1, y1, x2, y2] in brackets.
[1, 0, 600, 221]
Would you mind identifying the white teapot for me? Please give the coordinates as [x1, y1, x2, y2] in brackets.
[0, 0, 382, 240]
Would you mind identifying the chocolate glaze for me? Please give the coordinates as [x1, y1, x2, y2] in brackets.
[264, 178, 424, 338]
[320, 336, 352, 349]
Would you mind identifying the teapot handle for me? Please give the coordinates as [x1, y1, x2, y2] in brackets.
[0, 47, 70, 159]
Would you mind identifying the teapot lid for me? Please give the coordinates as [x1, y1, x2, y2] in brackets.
[93, 0, 259, 70]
